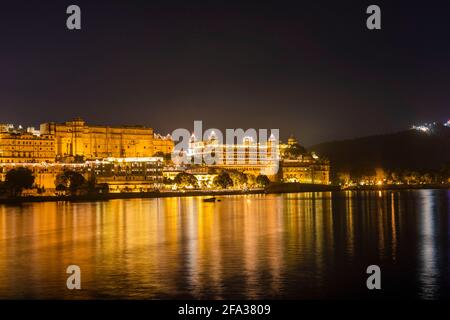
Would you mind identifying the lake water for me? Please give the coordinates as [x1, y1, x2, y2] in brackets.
[0, 189, 449, 299]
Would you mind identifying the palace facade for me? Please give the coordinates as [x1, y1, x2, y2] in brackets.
[280, 157, 330, 184]
[184, 132, 330, 184]
[0, 119, 330, 194]
[88, 157, 164, 192]
[40, 118, 159, 161]
[0, 128, 55, 164]
[185, 131, 280, 178]
[1, 119, 174, 164]
[153, 133, 174, 154]
[0, 157, 164, 194]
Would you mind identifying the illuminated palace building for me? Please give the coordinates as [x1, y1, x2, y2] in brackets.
[0, 118, 173, 163]
[0, 125, 55, 163]
[0, 118, 329, 193]
[186, 132, 330, 184]
[88, 157, 164, 193]
[0, 118, 173, 193]
[187, 131, 280, 178]
[279, 135, 330, 184]
[39, 118, 173, 161]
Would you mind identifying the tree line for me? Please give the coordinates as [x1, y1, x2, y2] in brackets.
[337, 164, 450, 186]
[0, 168, 108, 198]
[0, 167, 271, 198]
[165, 169, 271, 190]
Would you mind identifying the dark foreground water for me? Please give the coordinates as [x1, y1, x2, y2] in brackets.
[0, 189, 449, 299]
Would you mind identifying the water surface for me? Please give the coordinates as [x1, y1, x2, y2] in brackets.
[0, 190, 449, 299]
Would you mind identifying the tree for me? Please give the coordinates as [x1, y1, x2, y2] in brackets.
[55, 173, 69, 190]
[97, 183, 109, 194]
[5, 167, 35, 197]
[0, 182, 7, 197]
[174, 172, 198, 189]
[228, 170, 248, 187]
[375, 168, 386, 182]
[163, 177, 175, 185]
[67, 171, 87, 194]
[283, 143, 307, 159]
[247, 174, 256, 187]
[439, 162, 450, 183]
[256, 174, 271, 188]
[56, 170, 87, 195]
[338, 172, 351, 186]
[86, 174, 98, 194]
[213, 172, 233, 189]
[55, 183, 67, 195]
[402, 171, 420, 185]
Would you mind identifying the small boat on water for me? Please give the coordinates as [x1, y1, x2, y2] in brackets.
[203, 197, 218, 202]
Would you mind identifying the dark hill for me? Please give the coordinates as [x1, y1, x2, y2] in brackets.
[310, 125, 450, 176]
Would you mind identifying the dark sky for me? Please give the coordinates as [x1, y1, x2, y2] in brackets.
[1, 0, 449, 145]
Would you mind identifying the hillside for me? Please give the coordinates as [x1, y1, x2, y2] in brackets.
[310, 125, 450, 177]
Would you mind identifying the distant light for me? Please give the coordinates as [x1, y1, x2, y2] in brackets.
[412, 125, 430, 133]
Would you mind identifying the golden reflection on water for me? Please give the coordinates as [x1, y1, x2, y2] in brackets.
[0, 190, 446, 299]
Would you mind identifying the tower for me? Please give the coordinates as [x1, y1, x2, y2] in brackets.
[288, 134, 298, 146]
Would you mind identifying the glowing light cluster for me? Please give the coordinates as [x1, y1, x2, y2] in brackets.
[412, 125, 430, 133]
[412, 119, 450, 133]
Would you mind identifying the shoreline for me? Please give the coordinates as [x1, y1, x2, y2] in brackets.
[0, 183, 448, 204]
[342, 184, 450, 191]
[0, 189, 266, 204]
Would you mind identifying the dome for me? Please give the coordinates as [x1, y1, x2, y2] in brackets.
[287, 134, 297, 145]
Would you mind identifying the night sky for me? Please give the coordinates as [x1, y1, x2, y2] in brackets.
[1, 0, 449, 145]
